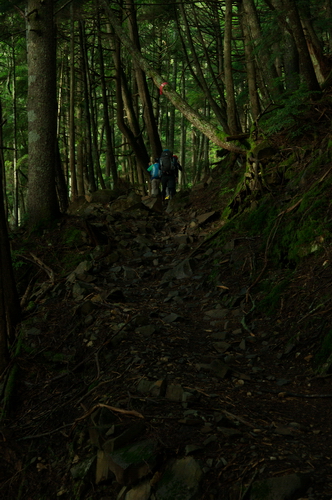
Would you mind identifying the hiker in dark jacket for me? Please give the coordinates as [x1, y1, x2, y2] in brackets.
[160, 150, 182, 202]
[172, 155, 182, 190]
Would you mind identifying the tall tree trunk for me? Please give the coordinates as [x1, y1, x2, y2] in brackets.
[179, 69, 187, 188]
[0, 102, 20, 371]
[69, 4, 77, 200]
[263, 0, 300, 92]
[55, 139, 68, 213]
[239, 1, 261, 122]
[211, 3, 226, 105]
[96, 8, 118, 187]
[326, 0, 332, 53]
[11, 37, 19, 227]
[79, 20, 97, 192]
[113, 32, 150, 174]
[76, 82, 85, 196]
[281, 0, 321, 93]
[242, 0, 283, 103]
[26, 0, 59, 227]
[224, 0, 241, 135]
[192, 129, 198, 184]
[298, 3, 329, 82]
[283, 30, 300, 92]
[168, 58, 177, 151]
[88, 36, 106, 191]
[126, 0, 162, 159]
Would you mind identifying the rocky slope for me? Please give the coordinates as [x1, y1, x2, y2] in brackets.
[1, 155, 332, 500]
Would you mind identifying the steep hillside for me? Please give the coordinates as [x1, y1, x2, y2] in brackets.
[2, 98, 332, 500]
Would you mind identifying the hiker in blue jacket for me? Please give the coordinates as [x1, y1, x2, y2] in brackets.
[147, 157, 161, 197]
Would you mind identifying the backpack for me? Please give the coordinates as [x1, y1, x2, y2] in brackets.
[159, 149, 175, 175]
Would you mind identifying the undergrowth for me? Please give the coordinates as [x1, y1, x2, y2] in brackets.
[314, 329, 332, 373]
[259, 84, 321, 138]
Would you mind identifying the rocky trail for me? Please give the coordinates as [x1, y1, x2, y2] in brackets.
[1, 185, 332, 500]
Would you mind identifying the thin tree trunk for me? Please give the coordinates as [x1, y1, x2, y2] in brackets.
[242, 0, 283, 102]
[192, 129, 198, 183]
[0, 102, 20, 371]
[168, 58, 177, 151]
[239, 1, 261, 122]
[224, 0, 241, 135]
[89, 38, 106, 191]
[281, 0, 321, 93]
[298, 3, 329, 82]
[69, 4, 77, 199]
[211, 3, 226, 102]
[79, 20, 97, 192]
[326, 0, 332, 53]
[179, 68, 187, 188]
[54, 139, 68, 213]
[263, 0, 300, 92]
[126, 0, 162, 159]
[96, 8, 118, 188]
[112, 31, 150, 174]
[11, 38, 18, 226]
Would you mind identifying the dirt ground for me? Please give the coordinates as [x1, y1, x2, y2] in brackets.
[1, 172, 332, 500]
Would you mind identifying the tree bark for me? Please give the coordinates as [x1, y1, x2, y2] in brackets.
[112, 33, 150, 173]
[242, 0, 283, 102]
[96, 9, 118, 187]
[69, 4, 78, 200]
[126, 0, 162, 160]
[224, 0, 241, 135]
[298, 3, 329, 82]
[281, 0, 321, 93]
[239, 1, 261, 122]
[26, 0, 60, 227]
[0, 102, 20, 372]
[78, 20, 97, 192]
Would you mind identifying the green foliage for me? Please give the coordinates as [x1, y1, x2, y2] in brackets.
[259, 84, 320, 137]
[256, 276, 292, 315]
[11, 249, 25, 270]
[220, 186, 234, 196]
[314, 329, 332, 372]
[62, 227, 83, 247]
[235, 173, 332, 267]
[242, 196, 278, 237]
[59, 251, 91, 277]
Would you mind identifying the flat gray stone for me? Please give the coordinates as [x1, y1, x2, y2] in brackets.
[204, 309, 228, 320]
[161, 259, 193, 283]
[213, 341, 231, 353]
[165, 384, 184, 402]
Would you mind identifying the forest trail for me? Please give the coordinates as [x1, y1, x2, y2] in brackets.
[1, 188, 332, 500]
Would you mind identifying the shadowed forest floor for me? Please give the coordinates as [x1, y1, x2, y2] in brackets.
[1, 163, 332, 500]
